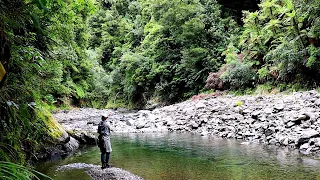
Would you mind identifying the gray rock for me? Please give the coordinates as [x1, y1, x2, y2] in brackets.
[183, 106, 195, 114]
[294, 114, 310, 121]
[298, 129, 320, 145]
[210, 106, 220, 112]
[301, 129, 319, 139]
[136, 121, 146, 129]
[176, 120, 185, 125]
[251, 111, 260, 119]
[283, 138, 289, 146]
[190, 121, 199, 129]
[57, 129, 70, 144]
[201, 131, 208, 136]
[126, 119, 135, 126]
[314, 138, 320, 147]
[244, 131, 255, 136]
[88, 167, 144, 180]
[72, 131, 97, 145]
[57, 163, 144, 180]
[264, 108, 273, 114]
[314, 99, 320, 106]
[300, 143, 309, 150]
[243, 109, 252, 114]
[269, 139, 277, 145]
[274, 104, 285, 112]
[196, 102, 206, 109]
[234, 106, 243, 114]
[241, 141, 251, 145]
[286, 122, 295, 128]
[63, 137, 79, 152]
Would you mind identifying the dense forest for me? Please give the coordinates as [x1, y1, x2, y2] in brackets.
[0, 0, 319, 178]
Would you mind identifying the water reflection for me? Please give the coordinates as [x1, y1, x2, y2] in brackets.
[37, 132, 320, 180]
[112, 133, 320, 179]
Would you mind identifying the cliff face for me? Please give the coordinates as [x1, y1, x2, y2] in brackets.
[55, 90, 320, 155]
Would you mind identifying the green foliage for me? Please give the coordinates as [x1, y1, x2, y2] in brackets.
[254, 82, 273, 95]
[219, 0, 320, 90]
[258, 66, 270, 80]
[307, 45, 320, 69]
[44, 94, 56, 104]
[89, 0, 239, 105]
[0, 3, 99, 180]
[221, 61, 256, 89]
[236, 101, 244, 106]
[0, 161, 52, 180]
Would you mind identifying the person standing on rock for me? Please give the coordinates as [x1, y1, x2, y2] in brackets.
[98, 114, 112, 169]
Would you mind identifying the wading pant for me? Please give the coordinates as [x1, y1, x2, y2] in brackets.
[101, 151, 110, 164]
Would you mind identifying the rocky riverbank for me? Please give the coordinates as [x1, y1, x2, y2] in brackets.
[56, 163, 143, 180]
[54, 90, 320, 156]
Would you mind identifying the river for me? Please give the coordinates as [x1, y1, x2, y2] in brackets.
[36, 132, 320, 179]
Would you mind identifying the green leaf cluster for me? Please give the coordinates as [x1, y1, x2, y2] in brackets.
[89, 0, 238, 106]
[221, 0, 320, 88]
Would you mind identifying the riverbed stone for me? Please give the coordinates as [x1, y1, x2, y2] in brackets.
[190, 121, 199, 129]
[301, 129, 319, 139]
[126, 119, 135, 126]
[264, 108, 273, 114]
[274, 104, 285, 112]
[136, 121, 146, 129]
[283, 138, 289, 146]
[63, 137, 79, 152]
[300, 143, 309, 150]
[196, 102, 206, 109]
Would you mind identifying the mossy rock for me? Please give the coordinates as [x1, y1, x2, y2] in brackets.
[37, 109, 68, 142]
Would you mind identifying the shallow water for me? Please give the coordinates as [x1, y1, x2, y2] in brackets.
[36, 133, 320, 180]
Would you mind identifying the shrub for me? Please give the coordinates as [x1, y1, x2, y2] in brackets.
[221, 61, 256, 89]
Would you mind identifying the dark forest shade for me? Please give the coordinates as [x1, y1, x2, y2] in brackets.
[218, 0, 260, 24]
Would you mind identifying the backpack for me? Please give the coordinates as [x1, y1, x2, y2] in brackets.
[97, 122, 105, 135]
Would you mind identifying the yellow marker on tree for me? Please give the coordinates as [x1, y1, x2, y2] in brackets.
[0, 62, 6, 82]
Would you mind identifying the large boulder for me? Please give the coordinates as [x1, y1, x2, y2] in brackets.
[63, 137, 80, 152]
[71, 131, 97, 145]
[298, 129, 319, 145]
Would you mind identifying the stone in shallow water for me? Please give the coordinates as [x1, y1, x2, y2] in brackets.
[88, 167, 144, 180]
[190, 121, 199, 129]
[282, 138, 289, 146]
[57, 163, 144, 180]
[201, 131, 208, 136]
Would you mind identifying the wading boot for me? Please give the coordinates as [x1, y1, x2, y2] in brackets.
[101, 162, 106, 169]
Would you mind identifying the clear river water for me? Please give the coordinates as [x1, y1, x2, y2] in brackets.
[36, 133, 320, 180]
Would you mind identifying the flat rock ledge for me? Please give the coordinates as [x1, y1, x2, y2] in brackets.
[57, 163, 143, 180]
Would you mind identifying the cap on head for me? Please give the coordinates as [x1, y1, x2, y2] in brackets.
[101, 114, 108, 120]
